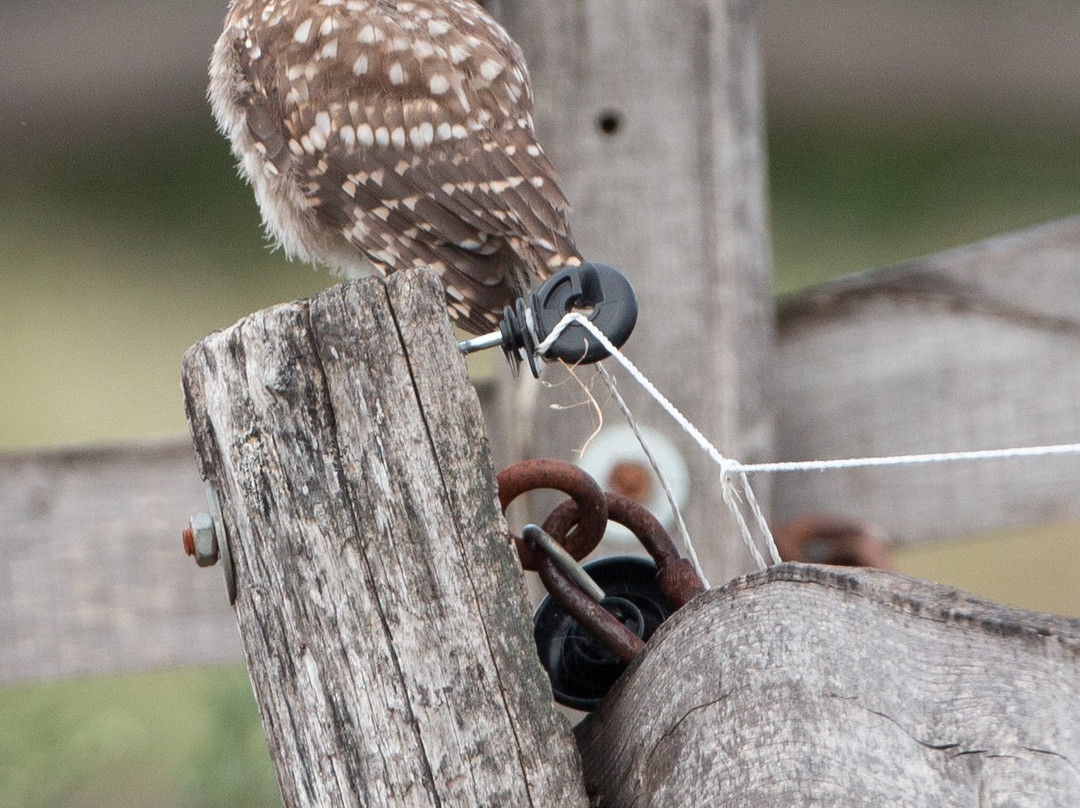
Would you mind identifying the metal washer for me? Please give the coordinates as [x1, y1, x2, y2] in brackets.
[206, 483, 237, 605]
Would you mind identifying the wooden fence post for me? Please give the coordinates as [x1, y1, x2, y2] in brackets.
[490, 0, 775, 583]
[181, 268, 587, 808]
[576, 563, 1080, 807]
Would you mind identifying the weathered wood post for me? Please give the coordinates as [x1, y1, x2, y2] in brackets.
[576, 563, 1080, 807]
[181, 269, 587, 807]
[490, 0, 775, 583]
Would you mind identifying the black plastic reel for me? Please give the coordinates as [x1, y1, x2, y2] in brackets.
[500, 262, 638, 376]
[533, 556, 673, 711]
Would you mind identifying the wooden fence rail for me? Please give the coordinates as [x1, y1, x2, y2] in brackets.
[578, 564, 1080, 807]
[774, 215, 1080, 543]
[0, 440, 237, 684]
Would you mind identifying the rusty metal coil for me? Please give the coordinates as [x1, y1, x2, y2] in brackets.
[774, 513, 893, 569]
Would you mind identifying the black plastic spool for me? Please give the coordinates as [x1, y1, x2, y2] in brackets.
[500, 261, 638, 376]
[533, 556, 673, 711]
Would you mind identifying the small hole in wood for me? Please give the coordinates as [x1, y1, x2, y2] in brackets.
[597, 110, 622, 136]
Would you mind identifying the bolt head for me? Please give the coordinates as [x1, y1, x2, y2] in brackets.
[607, 460, 654, 503]
[188, 511, 219, 567]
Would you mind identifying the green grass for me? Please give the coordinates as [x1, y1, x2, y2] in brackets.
[5, 113, 1080, 450]
[0, 668, 279, 808]
[768, 114, 1080, 292]
[0, 118, 331, 450]
[895, 523, 1080, 620]
[8, 111, 1080, 289]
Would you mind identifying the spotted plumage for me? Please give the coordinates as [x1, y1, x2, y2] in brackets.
[209, 0, 581, 334]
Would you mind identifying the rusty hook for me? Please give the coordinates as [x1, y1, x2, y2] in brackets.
[536, 491, 706, 664]
[497, 458, 609, 571]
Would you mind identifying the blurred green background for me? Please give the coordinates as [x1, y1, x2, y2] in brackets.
[3, 1, 1080, 806]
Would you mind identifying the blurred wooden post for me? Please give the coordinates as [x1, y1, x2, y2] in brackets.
[181, 269, 587, 808]
[576, 564, 1080, 807]
[490, 0, 775, 583]
[774, 216, 1080, 544]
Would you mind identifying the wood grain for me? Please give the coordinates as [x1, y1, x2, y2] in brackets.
[182, 269, 586, 808]
[775, 216, 1080, 544]
[577, 563, 1080, 807]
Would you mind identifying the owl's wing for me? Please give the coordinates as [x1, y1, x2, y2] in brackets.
[222, 0, 579, 332]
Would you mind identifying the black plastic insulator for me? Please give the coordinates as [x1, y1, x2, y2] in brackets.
[532, 556, 673, 711]
[500, 262, 638, 377]
[499, 297, 540, 377]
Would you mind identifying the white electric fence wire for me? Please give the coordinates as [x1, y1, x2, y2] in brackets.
[596, 365, 711, 588]
[536, 314, 779, 570]
[535, 313, 1080, 570]
[731, 444, 1080, 474]
[739, 471, 782, 565]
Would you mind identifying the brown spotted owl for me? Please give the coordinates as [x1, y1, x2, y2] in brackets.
[208, 0, 581, 334]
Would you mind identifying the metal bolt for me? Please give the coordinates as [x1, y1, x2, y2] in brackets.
[774, 513, 893, 569]
[183, 511, 219, 567]
[182, 525, 196, 557]
[607, 460, 654, 502]
[521, 524, 607, 603]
